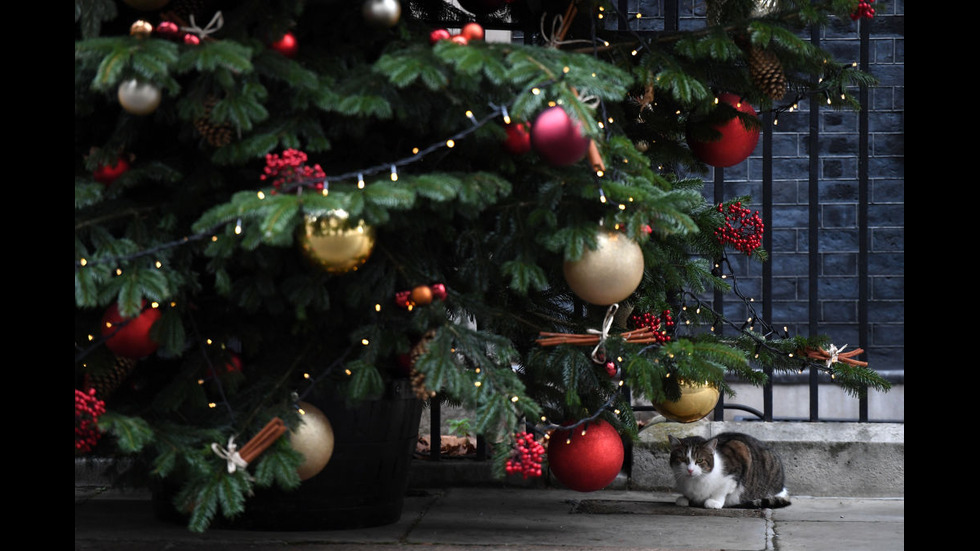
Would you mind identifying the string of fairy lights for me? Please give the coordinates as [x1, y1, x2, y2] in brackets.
[75, 3, 865, 452]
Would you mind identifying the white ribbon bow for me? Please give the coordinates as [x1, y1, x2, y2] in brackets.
[587, 303, 619, 363]
[211, 436, 249, 474]
[825, 343, 847, 367]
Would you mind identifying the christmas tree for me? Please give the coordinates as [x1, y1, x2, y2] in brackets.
[75, 0, 891, 531]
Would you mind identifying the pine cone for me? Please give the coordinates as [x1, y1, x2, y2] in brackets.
[747, 46, 787, 101]
[84, 356, 138, 398]
[408, 330, 438, 400]
[194, 96, 234, 147]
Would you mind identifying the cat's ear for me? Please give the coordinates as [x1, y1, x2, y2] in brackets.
[668, 435, 681, 448]
[704, 438, 719, 453]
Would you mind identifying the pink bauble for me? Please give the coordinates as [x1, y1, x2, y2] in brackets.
[687, 93, 760, 168]
[531, 106, 591, 166]
[547, 419, 624, 492]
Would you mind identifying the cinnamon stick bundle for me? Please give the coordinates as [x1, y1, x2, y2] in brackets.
[238, 417, 287, 464]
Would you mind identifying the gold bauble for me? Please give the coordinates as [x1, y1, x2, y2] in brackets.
[297, 210, 376, 273]
[563, 229, 644, 305]
[117, 79, 161, 116]
[289, 401, 335, 481]
[652, 379, 720, 423]
[130, 20, 154, 38]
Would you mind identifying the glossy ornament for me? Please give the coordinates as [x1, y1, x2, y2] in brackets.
[93, 157, 130, 186]
[563, 230, 644, 305]
[154, 20, 180, 40]
[101, 301, 161, 359]
[687, 93, 760, 168]
[461, 22, 485, 41]
[429, 28, 451, 44]
[117, 79, 162, 115]
[547, 419, 624, 492]
[130, 20, 153, 38]
[410, 285, 433, 306]
[290, 402, 335, 481]
[531, 106, 591, 167]
[297, 210, 376, 273]
[652, 379, 720, 423]
[271, 32, 298, 57]
[362, 0, 401, 29]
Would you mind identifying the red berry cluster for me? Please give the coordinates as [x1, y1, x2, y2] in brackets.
[260, 149, 326, 191]
[504, 431, 545, 479]
[850, 0, 875, 20]
[715, 201, 764, 255]
[629, 310, 674, 343]
[604, 361, 618, 378]
[75, 388, 107, 454]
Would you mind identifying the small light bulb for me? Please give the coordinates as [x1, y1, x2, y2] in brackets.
[502, 106, 511, 125]
[531, 88, 540, 95]
[79, 258, 87, 266]
[361, 338, 370, 345]
[511, 396, 519, 402]
[375, 303, 381, 312]
[474, 381, 482, 387]
[303, 372, 310, 379]
[446, 139, 455, 148]
[209, 402, 216, 408]
[257, 191, 265, 199]
[390, 165, 398, 181]
[115, 268, 123, 276]
[345, 369, 352, 376]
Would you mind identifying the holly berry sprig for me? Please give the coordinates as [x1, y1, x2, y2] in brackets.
[75, 388, 107, 454]
[260, 149, 326, 192]
[629, 310, 674, 344]
[504, 431, 545, 479]
[715, 201, 764, 255]
[850, 0, 875, 20]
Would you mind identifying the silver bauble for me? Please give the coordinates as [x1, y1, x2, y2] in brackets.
[363, 0, 401, 29]
[117, 79, 162, 116]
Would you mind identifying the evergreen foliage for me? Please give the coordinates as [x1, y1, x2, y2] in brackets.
[75, 0, 889, 531]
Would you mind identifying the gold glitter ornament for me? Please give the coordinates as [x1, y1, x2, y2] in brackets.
[289, 402, 335, 481]
[563, 229, 644, 305]
[297, 210, 376, 274]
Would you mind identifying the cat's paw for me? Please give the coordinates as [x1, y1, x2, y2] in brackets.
[704, 499, 724, 509]
[675, 496, 690, 507]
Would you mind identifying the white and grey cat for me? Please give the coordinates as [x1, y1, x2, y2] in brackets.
[668, 432, 790, 509]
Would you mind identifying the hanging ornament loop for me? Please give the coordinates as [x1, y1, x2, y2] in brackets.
[586, 304, 619, 364]
[180, 11, 224, 40]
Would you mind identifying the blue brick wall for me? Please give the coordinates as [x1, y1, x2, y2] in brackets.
[631, 1, 905, 375]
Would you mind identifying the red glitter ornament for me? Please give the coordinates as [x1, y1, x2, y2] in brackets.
[75, 388, 107, 454]
[502, 122, 532, 155]
[505, 432, 545, 479]
[547, 419, 624, 492]
[715, 201, 764, 255]
[260, 149, 326, 191]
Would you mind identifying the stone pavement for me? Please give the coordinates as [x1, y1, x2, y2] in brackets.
[74, 486, 904, 550]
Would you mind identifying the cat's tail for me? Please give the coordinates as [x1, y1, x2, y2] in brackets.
[734, 489, 791, 509]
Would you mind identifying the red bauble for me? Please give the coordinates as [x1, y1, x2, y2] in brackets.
[451, 35, 468, 45]
[547, 419, 624, 492]
[531, 106, 591, 167]
[461, 22, 485, 41]
[101, 301, 161, 359]
[503, 122, 531, 155]
[93, 157, 129, 186]
[155, 21, 180, 40]
[687, 93, 760, 168]
[224, 354, 242, 373]
[271, 32, 298, 57]
[429, 28, 451, 44]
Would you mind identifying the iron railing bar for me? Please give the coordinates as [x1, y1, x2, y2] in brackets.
[762, 110, 774, 422]
[808, 19, 821, 422]
[857, 13, 872, 422]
